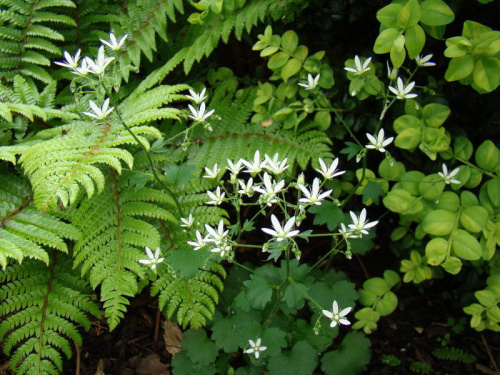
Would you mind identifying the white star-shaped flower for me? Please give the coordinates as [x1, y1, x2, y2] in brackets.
[438, 164, 460, 185]
[322, 301, 352, 328]
[186, 88, 208, 104]
[415, 54, 436, 67]
[227, 159, 243, 175]
[388, 77, 417, 100]
[338, 223, 358, 239]
[344, 55, 372, 75]
[253, 172, 285, 206]
[203, 163, 220, 179]
[55, 49, 81, 69]
[100, 32, 127, 51]
[242, 150, 266, 174]
[86, 46, 115, 75]
[315, 158, 345, 180]
[262, 215, 300, 241]
[205, 220, 229, 244]
[298, 73, 320, 90]
[386, 61, 398, 80]
[244, 338, 267, 359]
[298, 178, 332, 206]
[238, 178, 254, 197]
[180, 214, 195, 228]
[187, 102, 215, 122]
[72, 58, 91, 76]
[138, 247, 164, 270]
[187, 230, 210, 250]
[348, 208, 378, 237]
[264, 153, 289, 174]
[365, 129, 394, 152]
[83, 98, 114, 120]
[206, 186, 225, 205]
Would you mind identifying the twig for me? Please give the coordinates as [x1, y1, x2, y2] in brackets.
[481, 333, 498, 371]
[74, 342, 81, 375]
[355, 253, 370, 279]
[154, 307, 161, 343]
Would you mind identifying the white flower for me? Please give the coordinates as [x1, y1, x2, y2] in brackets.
[205, 220, 229, 244]
[83, 98, 114, 120]
[298, 178, 332, 205]
[237, 178, 254, 197]
[322, 301, 352, 328]
[86, 46, 115, 75]
[253, 172, 285, 206]
[210, 240, 231, 257]
[244, 338, 267, 359]
[438, 164, 460, 185]
[315, 158, 345, 179]
[227, 159, 243, 174]
[348, 208, 378, 237]
[203, 163, 220, 179]
[264, 153, 289, 174]
[365, 129, 394, 152]
[138, 247, 164, 270]
[100, 32, 127, 51]
[242, 150, 266, 174]
[386, 61, 398, 80]
[415, 54, 436, 67]
[388, 77, 417, 100]
[338, 223, 358, 239]
[55, 49, 81, 69]
[262, 215, 300, 241]
[180, 214, 195, 228]
[344, 55, 372, 75]
[186, 88, 208, 104]
[206, 186, 225, 205]
[187, 102, 215, 122]
[72, 58, 91, 76]
[298, 73, 320, 90]
[187, 230, 210, 250]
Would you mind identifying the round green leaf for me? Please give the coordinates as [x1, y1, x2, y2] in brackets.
[435, 191, 460, 212]
[395, 128, 421, 150]
[475, 140, 500, 172]
[314, 111, 331, 130]
[452, 229, 482, 260]
[422, 103, 450, 128]
[377, 3, 404, 28]
[425, 237, 448, 266]
[260, 46, 279, 57]
[397, 0, 421, 29]
[375, 291, 398, 316]
[374, 28, 401, 54]
[363, 277, 389, 296]
[383, 189, 415, 213]
[420, 0, 455, 26]
[441, 256, 462, 274]
[422, 209, 456, 236]
[454, 136, 474, 161]
[379, 158, 405, 180]
[281, 30, 299, 54]
[405, 25, 425, 59]
[419, 173, 445, 200]
[445, 55, 474, 82]
[281, 58, 302, 82]
[473, 57, 500, 93]
[268, 52, 290, 70]
[401, 171, 425, 195]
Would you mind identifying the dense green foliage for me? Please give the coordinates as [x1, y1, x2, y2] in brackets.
[0, 0, 499, 374]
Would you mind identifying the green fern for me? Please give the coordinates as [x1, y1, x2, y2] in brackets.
[71, 170, 177, 330]
[409, 361, 432, 374]
[0, 173, 80, 268]
[380, 354, 401, 366]
[0, 0, 76, 83]
[0, 253, 100, 374]
[432, 347, 476, 363]
[152, 261, 226, 328]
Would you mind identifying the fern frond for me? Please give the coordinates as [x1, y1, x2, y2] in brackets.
[152, 261, 225, 328]
[0, 173, 80, 267]
[0, 0, 75, 83]
[432, 347, 475, 363]
[0, 254, 100, 375]
[409, 361, 432, 374]
[17, 117, 163, 211]
[72, 170, 176, 330]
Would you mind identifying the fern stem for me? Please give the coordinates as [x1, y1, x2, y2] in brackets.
[103, 87, 184, 217]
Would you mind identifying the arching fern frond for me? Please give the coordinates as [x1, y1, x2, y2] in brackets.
[0, 253, 100, 375]
[432, 347, 476, 363]
[0, 173, 80, 268]
[17, 119, 162, 212]
[0, 0, 76, 83]
[152, 261, 226, 328]
[71, 170, 176, 330]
